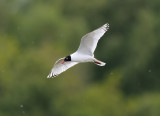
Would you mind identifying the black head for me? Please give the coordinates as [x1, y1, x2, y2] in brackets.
[64, 55, 71, 62]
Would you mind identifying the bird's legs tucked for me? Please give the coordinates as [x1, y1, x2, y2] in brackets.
[93, 59, 106, 66]
[94, 60, 101, 64]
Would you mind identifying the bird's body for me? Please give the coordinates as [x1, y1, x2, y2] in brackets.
[71, 52, 94, 62]
[47, 23, 109, 78]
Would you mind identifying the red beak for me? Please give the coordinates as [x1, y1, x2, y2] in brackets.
[61, 60, 65, 64]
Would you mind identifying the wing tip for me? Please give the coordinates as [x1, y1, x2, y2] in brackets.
[102, 23, 109, 31]
[47, 72, 58, 78]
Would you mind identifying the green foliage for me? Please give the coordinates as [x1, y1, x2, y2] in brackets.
[0, 0, 160, 115]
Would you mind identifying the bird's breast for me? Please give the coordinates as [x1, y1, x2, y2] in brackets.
[71, 52, 94, 63]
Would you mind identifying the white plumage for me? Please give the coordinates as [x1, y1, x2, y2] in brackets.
[47, 23, 109, 78]
[77, 23, 109, 55]
[47, 58, 78, 77]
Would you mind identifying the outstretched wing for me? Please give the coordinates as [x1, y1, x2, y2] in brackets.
[47, 58, 78, 78]
[76, 23, 109, 55]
